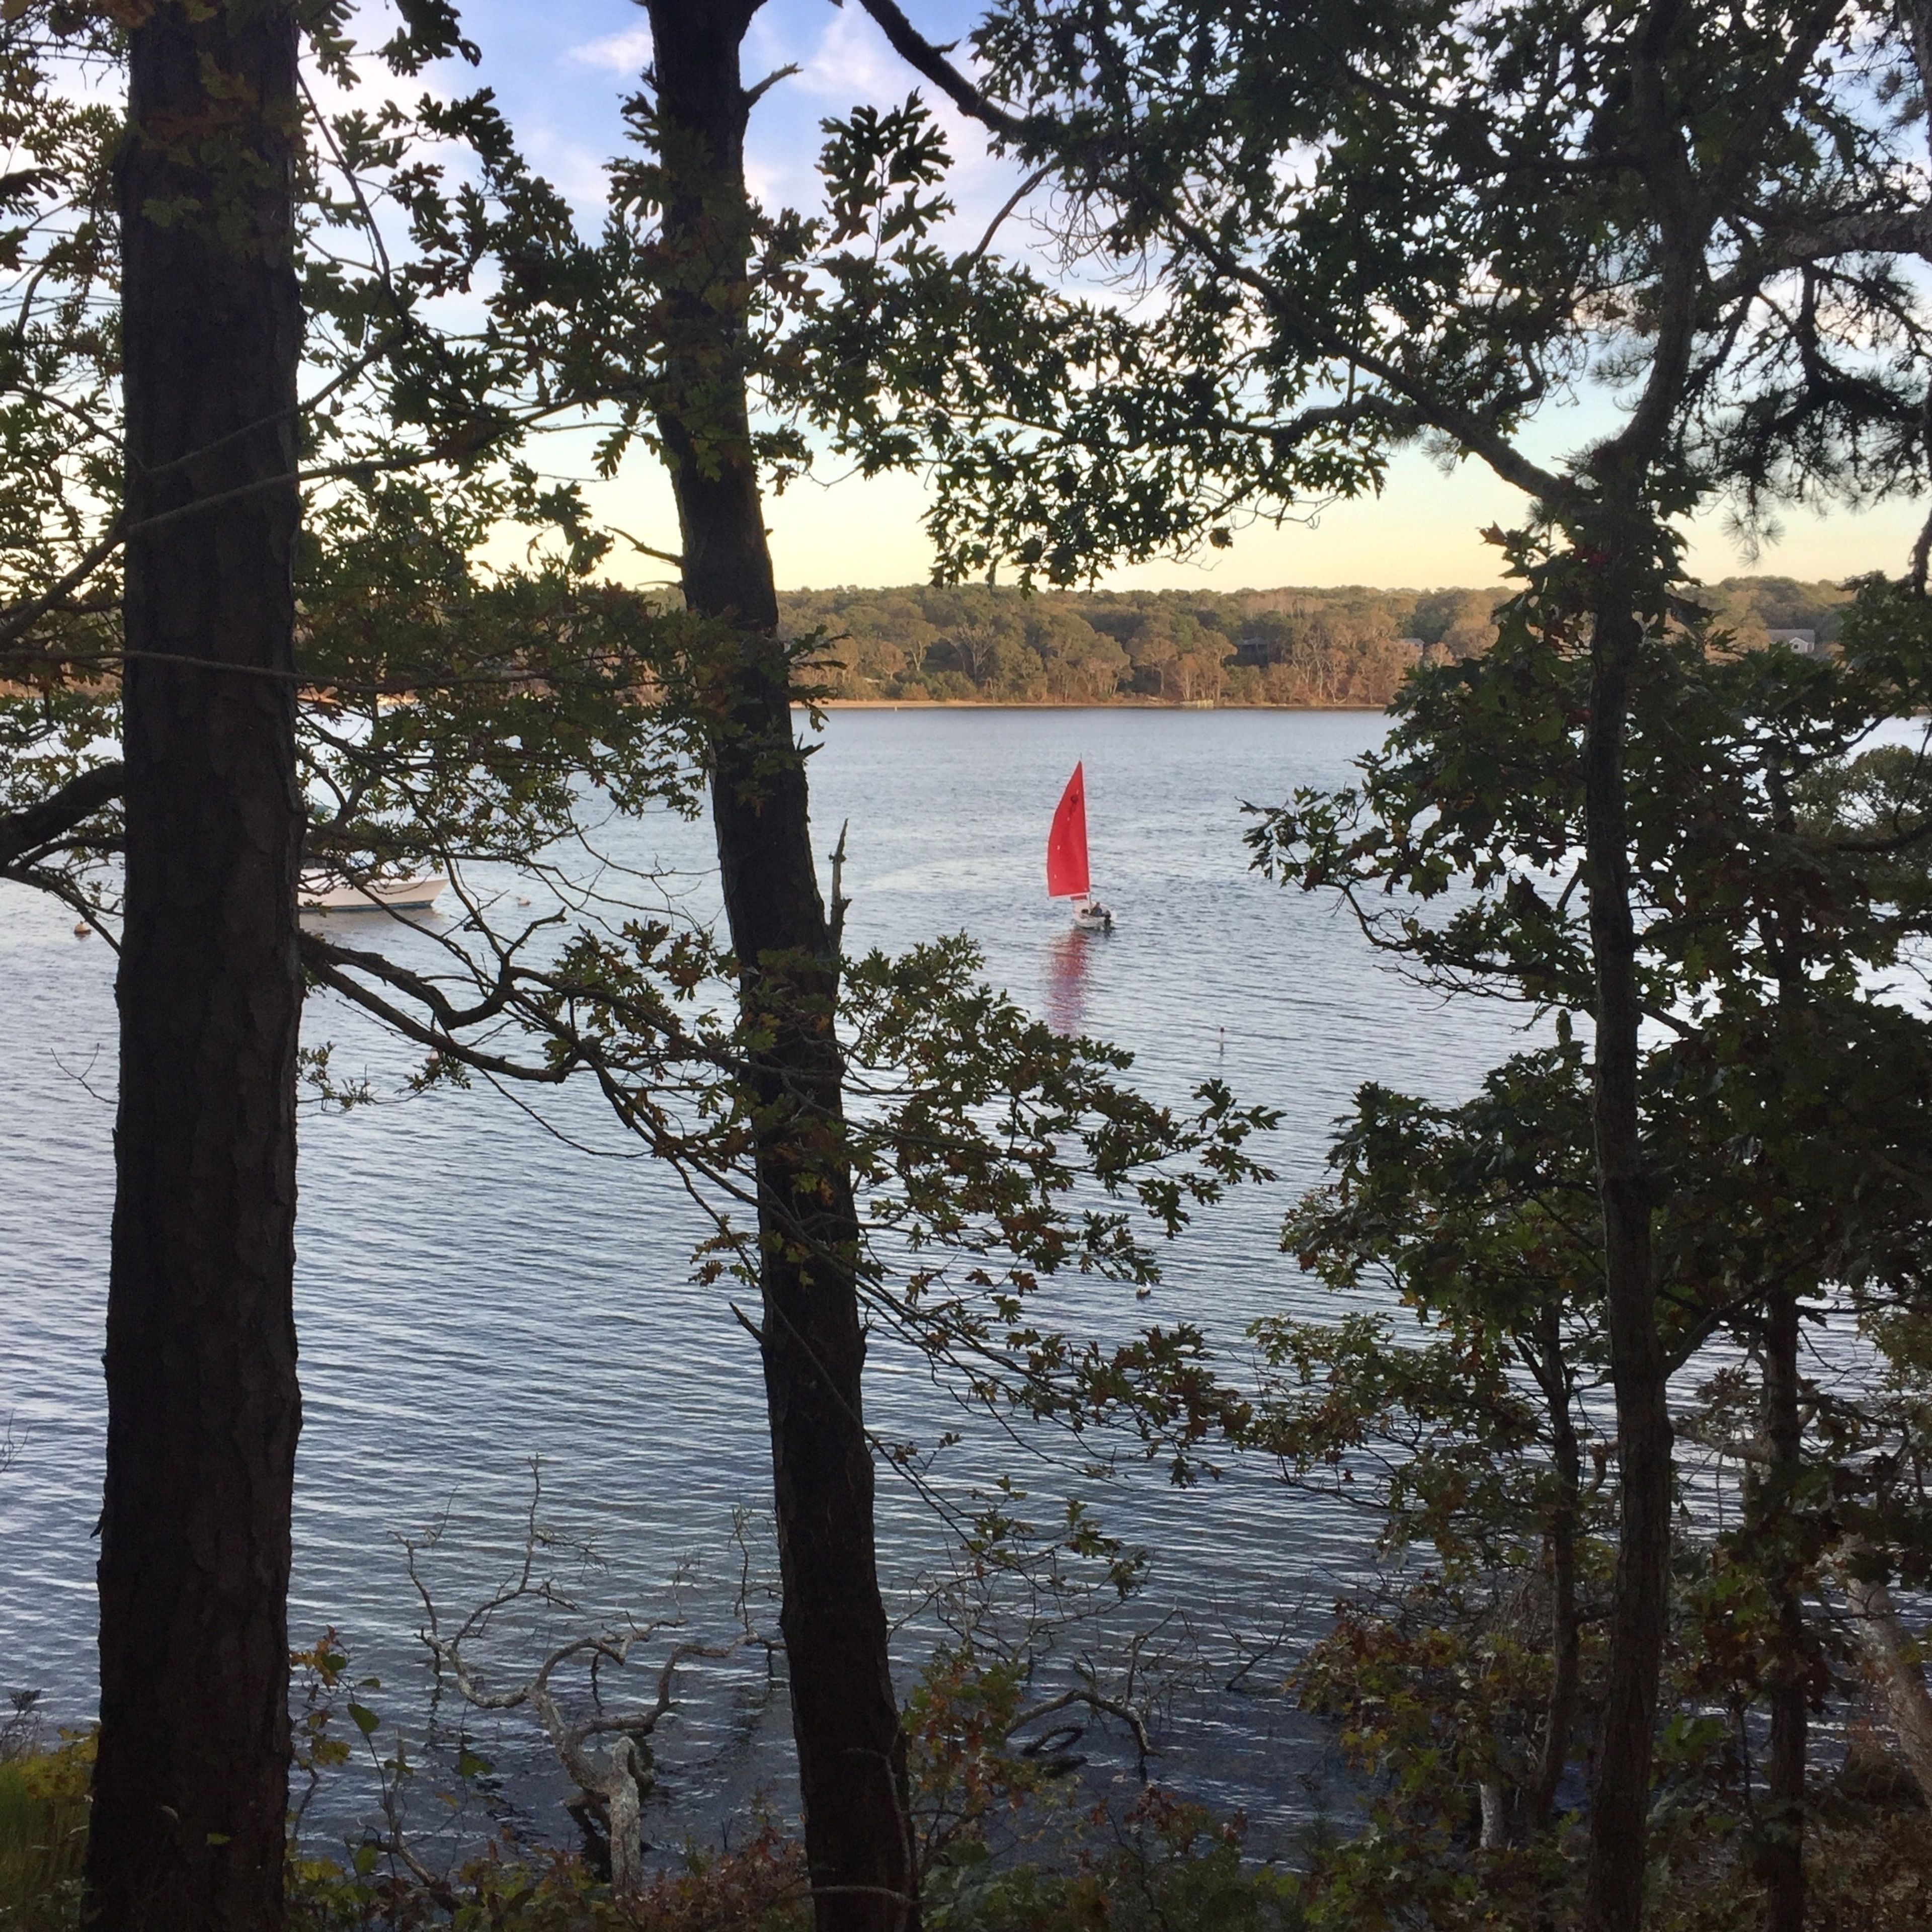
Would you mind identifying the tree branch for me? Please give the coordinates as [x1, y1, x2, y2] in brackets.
[0, 761, 124, 870]
[0, 518, 125, 657]
[854, 0, 1576, 514]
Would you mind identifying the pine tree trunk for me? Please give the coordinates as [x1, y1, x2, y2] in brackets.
[1758, 781, 1809, 1932]
[1581, 567, 1672, 1932]
[1530, 1300, 1582, 1828]
[644, 8, 916, 1928]
[1762, 1285, 1806, 1932]
[86, 6, 305, 1929]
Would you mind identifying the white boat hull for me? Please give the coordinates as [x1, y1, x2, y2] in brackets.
[299, 874, 447, 913]
[1072, 896, 1114, 932]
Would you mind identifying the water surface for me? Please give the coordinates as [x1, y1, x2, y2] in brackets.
[1, 708, 1536, 1852]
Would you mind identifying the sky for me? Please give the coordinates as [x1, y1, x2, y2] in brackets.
[373, 0, 1931, 592]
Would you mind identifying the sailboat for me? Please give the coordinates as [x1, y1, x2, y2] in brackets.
[1046, 761, 1114, 931]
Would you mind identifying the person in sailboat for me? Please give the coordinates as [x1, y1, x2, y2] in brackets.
[1046, 762, 1114, 931]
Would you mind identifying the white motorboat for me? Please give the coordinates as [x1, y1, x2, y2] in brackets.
[299, 872, 448, 913]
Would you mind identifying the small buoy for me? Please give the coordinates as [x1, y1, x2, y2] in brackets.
[73, 921, 90, 939]
[516, 896, 532, 907]
[1218, 1025, 1226, 1055]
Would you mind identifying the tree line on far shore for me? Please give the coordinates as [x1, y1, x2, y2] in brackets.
[780, 577, 1858, 706]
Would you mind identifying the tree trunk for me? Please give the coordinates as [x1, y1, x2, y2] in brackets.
[1530, 1300, 1582, 1829]
[1580, 563, 1673, 1932]
[1841, 1554, 1932, 1805]
[1756, 773, 1810, 1932]
[1479, 1779, 1508, 1850]
[643, 8, 916, 1930]
[1761, 1286, 1806, 1932]
[86, 7, 305, 1930]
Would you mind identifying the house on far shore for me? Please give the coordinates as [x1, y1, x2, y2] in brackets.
[1766, 626, 1823, 655]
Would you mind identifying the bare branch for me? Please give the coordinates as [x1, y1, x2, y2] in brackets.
[1007, 1685, 1155, 1778]
[403, 1471, 772, 1897]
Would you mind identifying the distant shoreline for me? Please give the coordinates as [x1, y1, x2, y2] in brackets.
[798, 698, 1391, 712]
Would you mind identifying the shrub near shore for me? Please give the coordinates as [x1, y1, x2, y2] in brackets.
[0, 1732, 89, 1932]
[3, 1660, 1929, 1931]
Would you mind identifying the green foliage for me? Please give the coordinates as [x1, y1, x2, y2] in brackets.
[295, 476, 698, 889]
[793, 0, 1932, 583]
[0, 5, 700, 923]
[286, 1829, 809, 1932]
[1251, 546, 1932, 1030]
[405, 915, 1277, 1473]
[1702, 578, 1855, 651]
[1277, 1567, 1932, 1929]
[1249, 1305, 1562, 1568]
[0, 3, 123, 912]
[0, 1733, 92, 1932]
[907, 1642, 1064, 1867]
[0, 6, 118, 652]
[12, 8, 1932, 1925]
[777, 39, 1932, 1910]
[925, 1791, 1303, 1932]
[1291, 1593, 1578, 1928]
[1241, 533, 1932, 1897]
[780, 576, 1884, 709]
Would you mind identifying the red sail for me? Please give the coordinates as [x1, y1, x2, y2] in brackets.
[1046, 762, 1090, 899]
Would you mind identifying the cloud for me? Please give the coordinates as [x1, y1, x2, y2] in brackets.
[786, 7, 902, 100]
[520, 126, 614, 217]
[565, 25, 652, 75]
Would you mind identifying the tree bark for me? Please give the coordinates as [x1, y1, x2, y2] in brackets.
[85, 7, 305, 1930]
[1530, 1300, 1582, 1829]
[1753, 776, 1810, 1932]
[1761, 1286, 1806, 1932]
[1479, 1779, 1508, 1850]
[1581, 559, 1673, 1932]
[643, 8, 915, 1929]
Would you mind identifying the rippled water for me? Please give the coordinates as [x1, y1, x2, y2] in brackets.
[1, 708, 1539, 1856]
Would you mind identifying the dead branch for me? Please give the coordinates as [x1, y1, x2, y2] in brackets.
[402, 1465, 771, 1897]
[1006, 1686, 1155, 1779]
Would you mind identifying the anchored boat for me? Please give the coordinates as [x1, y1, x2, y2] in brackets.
[299, 872, 447, 914]
[1045, 762, 1114, 931]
